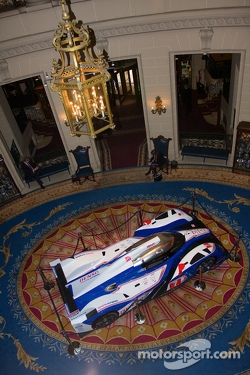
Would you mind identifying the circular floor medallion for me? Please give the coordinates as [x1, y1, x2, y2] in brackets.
[18, 202, 248, 351]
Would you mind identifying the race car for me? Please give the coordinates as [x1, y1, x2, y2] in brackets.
[50, 208, 230, 337]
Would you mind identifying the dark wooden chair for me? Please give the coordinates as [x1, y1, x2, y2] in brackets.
[150, 135, 172, 174]
[70, 146, 95, 184]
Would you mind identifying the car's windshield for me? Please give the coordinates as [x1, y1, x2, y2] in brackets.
[125, 232, 185, 267]
[155, 209, 178, 220]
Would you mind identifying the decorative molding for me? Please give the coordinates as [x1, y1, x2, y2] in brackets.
[25, 0, 50, 7]
[0, 15, 250, 59]
[0, 38, 52, 59]
[94, 15, 250, 38]
[0, 59, 11, 81]
[199, 26, 214, 53]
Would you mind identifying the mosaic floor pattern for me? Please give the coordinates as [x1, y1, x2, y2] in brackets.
[18, 202, 247, 353]
[1, 166, 249, 375]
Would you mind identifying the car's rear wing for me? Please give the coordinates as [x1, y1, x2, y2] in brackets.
[51, 262, 77, 314]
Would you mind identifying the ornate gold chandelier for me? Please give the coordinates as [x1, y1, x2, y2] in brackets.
[50, 0, 115, 138]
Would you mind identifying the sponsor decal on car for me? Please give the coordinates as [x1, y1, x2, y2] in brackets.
[80, 270, 99, 283]
[167, 275, 187, 291]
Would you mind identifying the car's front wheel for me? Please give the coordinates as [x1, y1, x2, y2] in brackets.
[196, 256, 217, 273]
[92, 311, 119, 330]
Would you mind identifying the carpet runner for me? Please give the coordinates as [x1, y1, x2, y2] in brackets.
[100, 132, 147, 169]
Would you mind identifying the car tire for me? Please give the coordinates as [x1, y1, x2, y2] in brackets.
[196, 256, 217, 273]
[92, 311, 119, 330]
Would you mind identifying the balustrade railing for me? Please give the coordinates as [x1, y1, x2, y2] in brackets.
[34, 149, 68, 166]
[179, 132, 232, 152]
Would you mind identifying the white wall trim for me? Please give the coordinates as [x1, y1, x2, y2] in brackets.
[0, 10, 250, 60]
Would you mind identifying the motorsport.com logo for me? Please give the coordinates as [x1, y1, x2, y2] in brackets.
[137, 339, 240, 370]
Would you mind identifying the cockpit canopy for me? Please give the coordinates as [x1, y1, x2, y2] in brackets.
[125, 232, 185, 269]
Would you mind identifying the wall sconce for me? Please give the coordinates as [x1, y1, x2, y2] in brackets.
[199, 27, 214, 54]
[49, 0, 115, 138]
[151, 96, 166, 115]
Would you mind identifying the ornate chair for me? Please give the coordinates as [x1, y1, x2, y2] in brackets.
[70, 146, 95, 184]
[150, 135, 172, 174]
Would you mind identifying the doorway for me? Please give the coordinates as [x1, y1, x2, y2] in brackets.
[175, 53, 235, 151]
[1, 75, 67, 167]
[96, 58, 148, 170]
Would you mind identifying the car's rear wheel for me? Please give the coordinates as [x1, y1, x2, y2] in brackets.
[196, 256, 217, 273]
[92, 311, 119, 330]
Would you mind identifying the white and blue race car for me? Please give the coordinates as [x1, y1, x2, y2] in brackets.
[50, 208, 230, 337]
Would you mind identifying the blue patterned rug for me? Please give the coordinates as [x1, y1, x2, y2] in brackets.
[0, 177, 249, 375]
